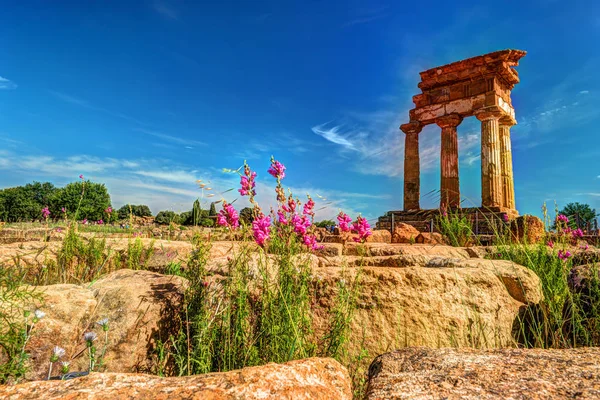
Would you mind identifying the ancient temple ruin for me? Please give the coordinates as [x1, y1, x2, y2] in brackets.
[378, 49, 526, 234]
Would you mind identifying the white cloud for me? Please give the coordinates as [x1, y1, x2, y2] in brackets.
[311, 123, 358, 150]
[135, 128, 205, 147]
[153, 1, 179, 20]
[0, 152, 377, 220]
[579, 90, 590, 94]
[0, 76, 17, 90]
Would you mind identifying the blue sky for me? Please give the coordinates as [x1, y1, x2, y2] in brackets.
[1, 0, 599, 221]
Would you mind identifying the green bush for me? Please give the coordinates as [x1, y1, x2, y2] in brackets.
[155, 211, 180, 225]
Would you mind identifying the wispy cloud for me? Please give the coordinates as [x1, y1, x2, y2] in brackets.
[311, 123, 358, 150]
[153, 1, 179, 20]
[50, 90, 148, 126]
[135, 128, 205, 148]
[342, 5, 389, 27]
[0, 76, 17, 90]
[0, 151, 377, 219]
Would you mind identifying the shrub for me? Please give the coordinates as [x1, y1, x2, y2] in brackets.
[155, 211, 180, 225]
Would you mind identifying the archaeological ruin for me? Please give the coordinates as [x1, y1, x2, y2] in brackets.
[378, 49, 526, 235]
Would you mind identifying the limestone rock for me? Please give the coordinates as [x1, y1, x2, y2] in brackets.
[0, 357, 352, 400]
[312, 256, 542, 359]
[366, 230, 391, 243]
[391, 223, 420, 244]
[22, 269, 187, 380]
[415, 232, 444, 245]
[510, 215, 545, 244]
[366, 347, 600, 399]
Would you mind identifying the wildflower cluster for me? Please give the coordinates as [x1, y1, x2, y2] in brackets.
[238, 163, 257, 197]
[337, 212, 372, 243]
[217, 202, 240, 229]
[41, 206, 50, 220]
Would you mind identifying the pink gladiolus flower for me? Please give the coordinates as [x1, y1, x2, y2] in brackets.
[558, 249, 572, 261]
[351, 216, 372, 243]
[79, 174, 84, 180]
[277, 211, 287, 224]
[502, 214, 509, 222]
[56, 228, 62, 233]
[337, 212, 352, 232]
[268, 159, 286, 180]
[41, 207, 50, 219]
[291, 214, 311, 236]
[252, 214, 271, 247]
[82, 219, 88, 225]
[61, 207, 66, 213]
[238, 165, 257, 197]
[302, 234, 323, 250]
[572, 228, 584, 238]
[303, 196, 315, 216]
[547, 240, 554, 248]
[105, 207, 113, 214]
[98, 219, 103, 225]
[217, 202, 240, 229]
[580, 244, 589, 251]
[557, 214, 569, 223]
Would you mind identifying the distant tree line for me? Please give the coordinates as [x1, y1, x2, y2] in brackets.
[0, 181, 114, 222]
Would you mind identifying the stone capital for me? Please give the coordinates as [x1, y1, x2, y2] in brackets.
[435, 114, 463, 129]
[400, 121, 423, 135]
[499, 115, 517, 127]
[474, 106, 504, 122]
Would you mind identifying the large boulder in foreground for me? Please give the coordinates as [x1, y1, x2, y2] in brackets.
[366, 347, 600, 399]
[0, 358, 351, 400]
[24, 269, 186, 380]
[313, 256, 542, 358]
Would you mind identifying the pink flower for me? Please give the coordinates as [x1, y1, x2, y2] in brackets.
[41, 207, 50, 219]
[580, 243, 589, 251]
[302, 233, 323, 250]
[252, 214, 271, 247]
[557, 214, 569, 223]
[291, 214, 311, 236]
[547, 240, 554, 248]
[238, 164, 257, 197]
[303, 196, 315, 216]
[337, 212, 353, 232]
[277, 211, 287, 224]
[268, 159, 286, 180]
[572, 228, 584, 239]
[82, 219, 88, 225]
[61, 207, 66, 213]
[79, 174, 84, 180]
[217, 202, 240, 229]
[351, 216, 372, 243]
[56, 228, 62, 233]
[105, 207, 113, 214]
[558, 249, 572, 261]
[98, 219, 104, 225]
[502, 214, 509, 222]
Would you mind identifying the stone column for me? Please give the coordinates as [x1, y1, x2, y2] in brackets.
[475, 107, 504, 208]
[499, 118, 516, 209]
[436, 114, 463, 209]
[401, 122, 423, 211]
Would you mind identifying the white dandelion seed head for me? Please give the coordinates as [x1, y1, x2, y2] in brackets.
[96, 318, 109, 327]
[34, 310, 46, 319]
[60, 361, 70, 367]
[52, 346, 66, 358]
[83, 331, 98, 342]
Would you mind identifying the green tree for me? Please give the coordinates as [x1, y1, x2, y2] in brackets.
[558, 202, 598, 230]
[53, 181, 111, 221]
[209, 202, 217, 217]
[239, 207, 254, 225]
[315, 219, 335, 228]
[192, 199, 202, 226]
[155, 211, 180, 225]
[117, 204, 152, 220]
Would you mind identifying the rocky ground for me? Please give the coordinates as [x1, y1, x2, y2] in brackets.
[1, 226, 599, 399]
